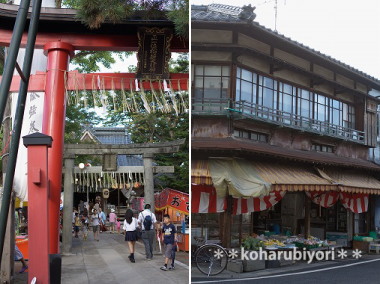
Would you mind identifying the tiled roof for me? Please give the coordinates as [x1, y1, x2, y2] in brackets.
[82, 126, 143, 166]
[191, 4, 380, 85]
[90, 127, 132, 144]
[191, 4, 255, 23]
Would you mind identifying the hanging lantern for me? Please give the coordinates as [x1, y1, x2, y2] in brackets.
[102, 188, 110, 199]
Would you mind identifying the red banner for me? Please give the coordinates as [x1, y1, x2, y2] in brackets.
[155, 188, 189, 215]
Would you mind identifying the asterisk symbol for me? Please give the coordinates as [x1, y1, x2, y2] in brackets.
[337, 248, 347, 259]
[352, 249, 362, 259]
[214, 248, 224, 259]
[228, 249, 238, 259]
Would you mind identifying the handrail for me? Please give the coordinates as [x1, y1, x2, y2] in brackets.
[192, 98, 365, 143]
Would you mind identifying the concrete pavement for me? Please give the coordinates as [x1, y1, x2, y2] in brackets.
[14, 231, 189, 283]
[191, 252, 380, 283]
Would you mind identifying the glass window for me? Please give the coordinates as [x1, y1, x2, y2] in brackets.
[282, 94, 293, 113]
[204, 66, 221, 76]
[233, 66, 356, 133]
[312, 143, 334, 153]
[193, 65, 230, 102]
[234, 129, 268, 143]
[251, 133, 258, 140]
[263, 87, 274, 108]
[263, 77, 274, 88]
[332, 108, 340, 125]
[242, 69, 253, 82]
[283, 83, 292, 95]
[222, 66, 230, 76]
[195, 65, 204, 75]
[240, 80, 253, 102]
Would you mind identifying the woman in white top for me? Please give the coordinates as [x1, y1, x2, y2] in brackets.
[91, 209, 100, 241]
[123, 209, 138, 263]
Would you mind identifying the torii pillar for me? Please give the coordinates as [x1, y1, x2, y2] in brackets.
[143, 153, 155, 210]
[43, 42, 74, 254]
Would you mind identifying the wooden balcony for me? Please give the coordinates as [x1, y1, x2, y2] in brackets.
[192, 99, 365, 144]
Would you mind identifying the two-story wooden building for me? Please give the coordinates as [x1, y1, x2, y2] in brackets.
[191, 4, 380, 248]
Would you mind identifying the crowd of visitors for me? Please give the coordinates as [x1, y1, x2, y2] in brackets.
[71, 200, 178, 271]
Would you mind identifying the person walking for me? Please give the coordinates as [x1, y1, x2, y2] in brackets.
[74, 213, 82, 238]
[123, 209, 138, 263]
[116, 219, 121, 234]
[109, 208, 117, 233]
[138, 204, 157, 260]
[98, 208, 107, 232]
[91, 208, 100, 241]
[160, 214, 177, 271]
[15, 244, 28, 273]
[81, 212, 89, 240]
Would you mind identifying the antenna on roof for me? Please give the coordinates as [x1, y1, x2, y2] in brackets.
[274, 0, 278, 31]
[257, 0, 286, 32]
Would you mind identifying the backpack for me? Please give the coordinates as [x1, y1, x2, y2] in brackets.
[142, 213, 153, 231]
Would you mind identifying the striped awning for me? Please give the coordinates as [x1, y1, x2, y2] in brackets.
[317, 168, 380, 194]
[251, 161, 337, 192]
[192, 184, 226, 213]
[191, 160, 213, 185]
[192, 159, 337, 194]
[233, 191, 286, 215]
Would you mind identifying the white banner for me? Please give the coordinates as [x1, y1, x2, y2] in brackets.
[11, 92, 45, 201]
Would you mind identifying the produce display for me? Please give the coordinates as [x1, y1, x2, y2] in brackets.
[242, 236, 265, 250]
[263, 239, 285, 247]
[243, 234, 330, 250]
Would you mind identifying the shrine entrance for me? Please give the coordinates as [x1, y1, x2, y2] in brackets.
[61, 140, 185, 253]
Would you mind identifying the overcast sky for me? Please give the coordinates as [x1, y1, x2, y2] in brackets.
[191, 0, 380, 79]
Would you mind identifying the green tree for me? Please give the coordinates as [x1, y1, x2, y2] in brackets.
[64, 103, 103, 165]
[170, 53, 189, 73]
[73, 0, 188, 38]
[64, 104, 101, 143]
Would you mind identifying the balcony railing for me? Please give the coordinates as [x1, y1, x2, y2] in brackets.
[192, 98, 231, 115]
[192, 99, 365, 144]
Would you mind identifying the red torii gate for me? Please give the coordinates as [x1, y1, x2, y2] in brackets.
[0, 5, 189, 260]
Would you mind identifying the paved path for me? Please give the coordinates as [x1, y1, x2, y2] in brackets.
[61, 232, 189, 284]
[14, 231, 189, 283]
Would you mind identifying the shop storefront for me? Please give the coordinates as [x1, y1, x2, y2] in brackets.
[191, 158, 380, 250]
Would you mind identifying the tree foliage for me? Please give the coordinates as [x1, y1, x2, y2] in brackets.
[73, 0, 188, 38]
[71, 50, 128, 73]
[65, 103, 103, 166]
[169, 53, 189, 73]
